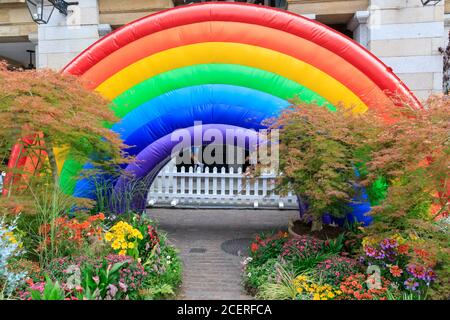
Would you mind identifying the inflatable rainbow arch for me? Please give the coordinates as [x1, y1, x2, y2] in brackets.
[28, 3, 424, 220]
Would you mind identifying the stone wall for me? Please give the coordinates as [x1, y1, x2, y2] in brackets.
[27, 0, 448, 99]
[36, 0, 101, 70]
[368, 0, 445, 101]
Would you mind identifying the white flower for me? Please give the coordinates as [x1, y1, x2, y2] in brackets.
[247, 273, 252, 277]
[242, 257, 253, 266]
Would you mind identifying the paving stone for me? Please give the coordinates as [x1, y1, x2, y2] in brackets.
[146, 208, 298, 300]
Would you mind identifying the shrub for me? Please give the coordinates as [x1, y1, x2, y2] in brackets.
[260, 102, 368, 231]
[281, 236, 324, 260]
[256, 263, 298, 300]
[127, 214, 161, 265]
[28, 276, 66, 300]
[243, 258, 278, 294]
[104, 220, 143, 258]
[316, 256, 359, 286]
[105, 254, 148, 297]
[361, 236, 438, 299]
[293, 274, 343, 300]
[18, 253, 149, 300]
[322, 233, 345, 255]
[249, 231, 289, 265]
[338, 273, 393, 300]
[137, 233, 182, 300]
[38, 212, 105, 258]
[0, 216, 27, 299]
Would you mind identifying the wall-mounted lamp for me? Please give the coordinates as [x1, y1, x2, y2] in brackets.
[421, 0, 442, 5]
[26, 0, 78, 25]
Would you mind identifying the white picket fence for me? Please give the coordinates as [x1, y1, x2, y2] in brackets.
[147, 166, 298, 209]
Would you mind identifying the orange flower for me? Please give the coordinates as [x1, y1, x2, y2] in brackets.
[250, 242, 259, 253]
[389, 265, 403, 277]
[398, 244, 409, 254]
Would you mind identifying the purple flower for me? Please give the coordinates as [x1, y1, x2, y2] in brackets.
[107, 284, 118, 297]
[380, 238, 398, 250]
[407, 264, 427, 280]
[374, 250, 386, 260]
[404, 278, 420, 291]
[425, 269, 437, 283]
[365, 246, 377, 257]
[118, 281, 128, 292]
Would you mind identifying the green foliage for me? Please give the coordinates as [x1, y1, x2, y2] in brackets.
[248, 231, 289, 266]
[366, 176, 388, 206]
[90, 175, 151, 215]
[139, 234, 183, 299]
[322, 233, 345, 255]
[80, 260, 126, 300]
[29, 276, 65, 300]
[265, 104, 365, 231]
[315, 255, 360, 286]
[0, 61, 129, 187]
[24, 182, 92, 267]
[138, 283, 175, 300]
[288, 252, 328, 274]
[244, 258, 278, 292]
[256, 263, 298, 300]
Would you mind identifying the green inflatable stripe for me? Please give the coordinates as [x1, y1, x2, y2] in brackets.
[59, 158, 84, 195]
[59, 64, 334, 194]
[110, 64, 332, 119]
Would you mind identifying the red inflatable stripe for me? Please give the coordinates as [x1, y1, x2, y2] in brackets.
[62, 3, 421, 110]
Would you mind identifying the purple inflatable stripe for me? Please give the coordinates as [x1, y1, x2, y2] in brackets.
[114, 124, 268, 193]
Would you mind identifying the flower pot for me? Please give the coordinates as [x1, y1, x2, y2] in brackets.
[288, 219, 301, 239]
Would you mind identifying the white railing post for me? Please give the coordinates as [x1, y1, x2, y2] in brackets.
[180, 166, 186, 195]
[147, 164, 298, 209]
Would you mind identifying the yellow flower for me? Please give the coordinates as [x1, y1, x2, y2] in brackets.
[128, 242, 135, 249]
[336, 290, 342, 295]
[105, 232, 113, 242]
[121, 242, 128, 250]
[327, 292, 335, 299]
[112, 240, 121, 250]
[313, 294, 321, 300]
[119, 249, 126, 255]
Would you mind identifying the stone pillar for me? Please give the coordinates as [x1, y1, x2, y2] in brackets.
[37, 0, 102, 70]
[367, 0, 445, 101]
[348, 11, 370, 48]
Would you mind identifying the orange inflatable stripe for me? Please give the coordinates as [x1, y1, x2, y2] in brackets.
[81, 21, 394, 111]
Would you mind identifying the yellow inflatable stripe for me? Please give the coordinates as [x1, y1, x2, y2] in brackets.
[96, 42, 368, 113]
[54, 146, 69, 175]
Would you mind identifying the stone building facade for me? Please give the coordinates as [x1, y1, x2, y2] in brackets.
[0, 0, 448, 101]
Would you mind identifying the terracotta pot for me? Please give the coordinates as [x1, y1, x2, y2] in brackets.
[287, 219, 302, 239]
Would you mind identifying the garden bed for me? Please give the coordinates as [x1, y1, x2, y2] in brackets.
[1, 213, 183, 300]
[242, 226, 444, 300]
